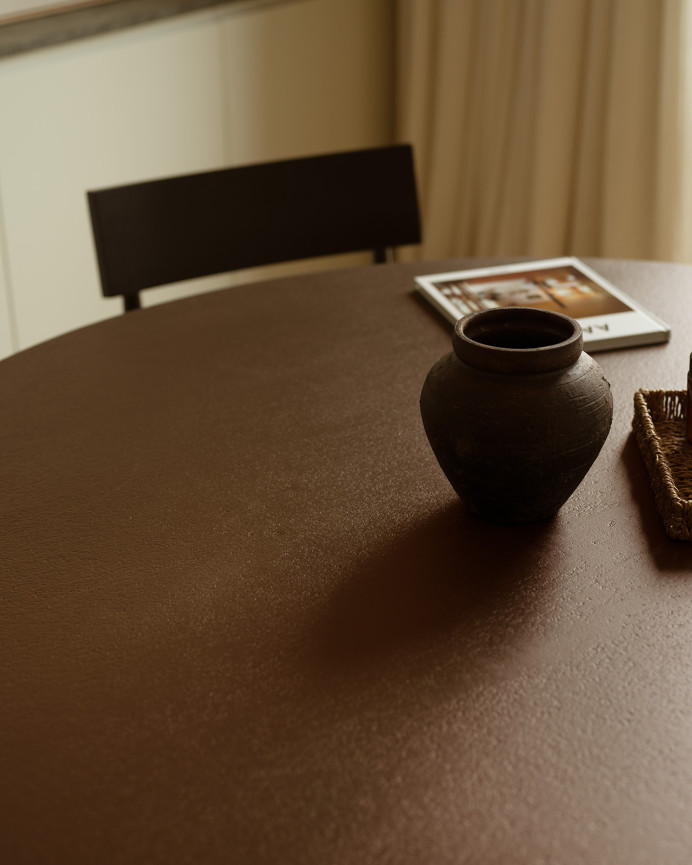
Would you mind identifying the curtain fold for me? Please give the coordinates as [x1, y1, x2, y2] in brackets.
[396, 0, 692, 263]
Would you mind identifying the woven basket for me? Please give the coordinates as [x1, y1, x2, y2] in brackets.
[632, 389, 692, 541]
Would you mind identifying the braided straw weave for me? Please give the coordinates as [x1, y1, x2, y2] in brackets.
[632, 389, 692, 541]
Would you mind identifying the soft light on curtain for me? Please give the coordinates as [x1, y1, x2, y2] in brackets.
[396, 0, 692, 263]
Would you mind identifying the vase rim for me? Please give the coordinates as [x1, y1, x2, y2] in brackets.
[452, 307, 583, 374]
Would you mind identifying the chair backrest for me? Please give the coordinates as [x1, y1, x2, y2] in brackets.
[87, 144, 421, 312]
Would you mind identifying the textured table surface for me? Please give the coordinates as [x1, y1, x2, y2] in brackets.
[2, 258, 692, 864]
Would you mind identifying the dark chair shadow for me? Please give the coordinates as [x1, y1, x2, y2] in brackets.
[311, 499, 562, 678]
[622, 432, 692, 572]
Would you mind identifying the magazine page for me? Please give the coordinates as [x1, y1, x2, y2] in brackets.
[414, 257, 670, 352]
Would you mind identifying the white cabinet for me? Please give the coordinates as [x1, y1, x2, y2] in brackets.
[0, 0, 394, 358]
[0, 232, 14, 359]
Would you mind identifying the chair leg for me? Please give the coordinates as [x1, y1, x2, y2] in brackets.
[123, 293, 141, 313]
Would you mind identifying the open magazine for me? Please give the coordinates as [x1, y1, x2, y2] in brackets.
[414, 257, 670, 352]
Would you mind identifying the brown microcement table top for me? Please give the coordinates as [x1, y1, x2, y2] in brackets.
[2, 258, 692, 864]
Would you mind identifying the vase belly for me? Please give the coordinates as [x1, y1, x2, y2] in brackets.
[420, 318, 613, 523]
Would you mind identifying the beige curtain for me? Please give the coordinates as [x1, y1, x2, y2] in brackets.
[396, 0, 692, 262]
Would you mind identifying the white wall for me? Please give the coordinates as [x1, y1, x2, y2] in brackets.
[0, 195, 14, 357]
[0, 0, 394, 358]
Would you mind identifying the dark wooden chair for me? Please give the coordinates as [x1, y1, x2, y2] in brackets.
[87, 144, 421, 313]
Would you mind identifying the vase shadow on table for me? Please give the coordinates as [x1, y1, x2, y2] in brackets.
[312, 499, 562, 677]
[622, 432, 692, 571]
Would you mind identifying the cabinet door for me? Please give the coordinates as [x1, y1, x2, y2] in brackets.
[0, 242, 14, 360]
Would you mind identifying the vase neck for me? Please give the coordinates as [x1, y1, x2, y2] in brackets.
[453, 307, 583, 374]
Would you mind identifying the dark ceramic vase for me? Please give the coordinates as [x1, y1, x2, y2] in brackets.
[420, 307, 613, 523]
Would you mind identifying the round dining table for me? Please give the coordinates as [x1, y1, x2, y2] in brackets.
[3, 257, 692, 864]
